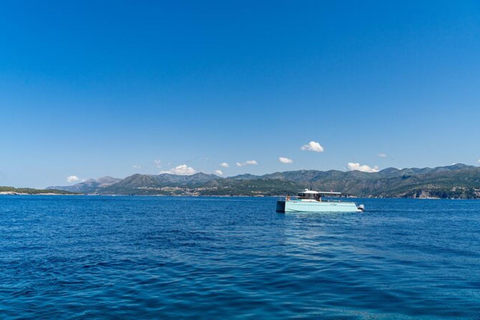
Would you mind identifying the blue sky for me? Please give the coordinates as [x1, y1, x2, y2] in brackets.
[1, 0, 480, 188]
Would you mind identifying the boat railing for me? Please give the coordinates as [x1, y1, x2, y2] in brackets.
[286, 196, 344, 202]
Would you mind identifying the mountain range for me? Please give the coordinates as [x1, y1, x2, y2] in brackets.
[48, 164, 480, 199]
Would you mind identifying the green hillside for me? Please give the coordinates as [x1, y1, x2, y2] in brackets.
[0, 186, 78, 195]
[47, 164, 480, 198]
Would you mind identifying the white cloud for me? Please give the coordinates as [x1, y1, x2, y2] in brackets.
[478, 159, 480, 163]
[378, 153, 387, 158]
[301, 141, 324, 152]
[220, 162, 230, 168]
[279, 157, 293, 164]
[153, 160, 162, 168]
[161, 164, 196, 175]
[236, 160, 258, 167]
[66, 175, 80, 183]
[347, 162, 379, 173]
[214, 170, 223, 175]
[132, 165, 142, 169]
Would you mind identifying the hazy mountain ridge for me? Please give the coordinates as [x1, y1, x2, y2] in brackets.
[48, 176, 122, 193]
[48, 164, 480, 198]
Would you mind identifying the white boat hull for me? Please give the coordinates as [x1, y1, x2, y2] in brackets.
[277, 200, 361, 213]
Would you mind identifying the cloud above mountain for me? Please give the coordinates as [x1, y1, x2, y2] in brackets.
[220, 162, 230, 168]
[279, 157, 293, 164]
[347, 162, 379, 173]
[161, 164, 196, 175]
[66, 175, 80, 183]
[236, 160, 258, 167]
[214, 170, 223, 175]
[301, 141, 324, 152]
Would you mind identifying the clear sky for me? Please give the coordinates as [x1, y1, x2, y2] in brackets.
[1, 0, 480, 188]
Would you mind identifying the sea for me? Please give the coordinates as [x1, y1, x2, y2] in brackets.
[0, 196, 479, 319]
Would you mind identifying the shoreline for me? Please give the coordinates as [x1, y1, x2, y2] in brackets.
[0, 193, 475, 200]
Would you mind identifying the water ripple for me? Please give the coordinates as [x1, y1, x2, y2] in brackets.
[0, 196, 479, 319]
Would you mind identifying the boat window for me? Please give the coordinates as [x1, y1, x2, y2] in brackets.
[298, 193, 317, 199]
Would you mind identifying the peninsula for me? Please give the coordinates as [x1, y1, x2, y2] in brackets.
[0, 186, 78, 195]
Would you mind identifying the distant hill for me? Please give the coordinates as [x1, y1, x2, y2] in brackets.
[0, 186, 77, 195]
[48, 176, 122, 194]
[101, 173, 219, 195]
[48, 164, 480, 198]
[260, 164, 480, 198]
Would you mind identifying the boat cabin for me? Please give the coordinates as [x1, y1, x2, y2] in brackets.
[297, 190, 342, 201]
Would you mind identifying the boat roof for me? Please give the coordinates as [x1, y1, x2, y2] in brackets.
[299, 189, 342, 195]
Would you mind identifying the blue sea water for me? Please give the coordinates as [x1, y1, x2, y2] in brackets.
[0, 196, 479, 319]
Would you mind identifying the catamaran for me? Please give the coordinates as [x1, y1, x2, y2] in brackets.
[276, 189, 364, 213]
